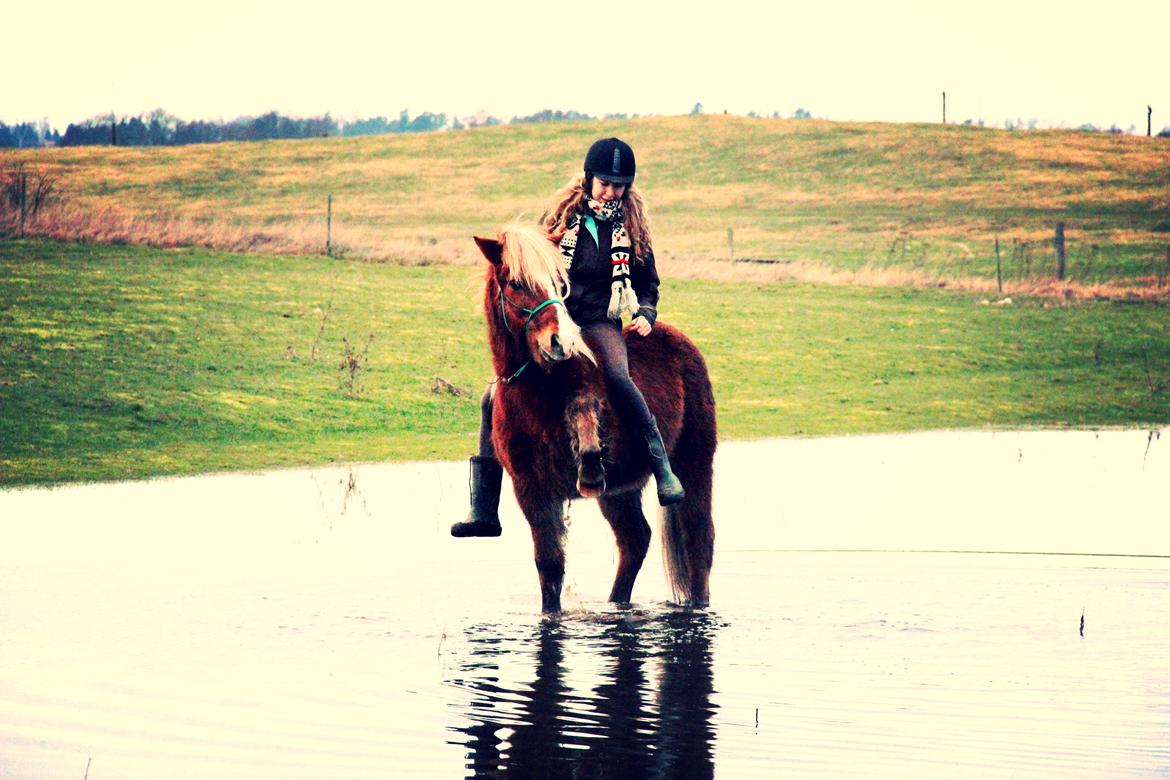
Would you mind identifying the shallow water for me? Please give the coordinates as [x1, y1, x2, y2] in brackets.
[1, 430, 1167, 778]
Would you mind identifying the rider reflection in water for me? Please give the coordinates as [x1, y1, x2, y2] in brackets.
[452, 137, 684, 539]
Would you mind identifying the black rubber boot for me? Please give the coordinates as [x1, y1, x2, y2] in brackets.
[450, 456, 504, 537]
[642, 416, 685, 506]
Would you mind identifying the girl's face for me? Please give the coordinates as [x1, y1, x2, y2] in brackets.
[590, 176, 627, 203]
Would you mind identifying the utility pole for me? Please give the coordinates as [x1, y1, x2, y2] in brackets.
[1149, 105, 1153, 137]
[942, 91, 946, 124]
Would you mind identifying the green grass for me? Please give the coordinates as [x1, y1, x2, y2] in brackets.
[2, 239, 1166, 487]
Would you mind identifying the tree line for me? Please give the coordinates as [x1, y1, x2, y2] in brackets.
[54, 110, 350, 147]
[0, 121, 61, 148]
[2, 107, 654, 149]
[5, 106, 1168, 149]
[0, 107, 615, 149]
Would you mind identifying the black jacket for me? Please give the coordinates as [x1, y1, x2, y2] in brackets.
[565, 222, 660, 326]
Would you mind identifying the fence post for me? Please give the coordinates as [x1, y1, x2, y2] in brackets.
[1149, 105, 1153, 137]
[995, 236, 1002, 293]
[1054, 222, 1066, 281]
[942, 91, 946, 124]
[727, 227, 735, 263]
[326, 194, 333, 257]
[19, 173, 27, 238]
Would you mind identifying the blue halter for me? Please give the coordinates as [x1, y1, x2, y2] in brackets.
[498, 285, 563, 383]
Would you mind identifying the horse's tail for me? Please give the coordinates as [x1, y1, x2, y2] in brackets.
[660, 343, 717, 607]
[661, 498, 713, 607]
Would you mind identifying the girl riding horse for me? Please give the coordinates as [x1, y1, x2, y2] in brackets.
[452, 137, 685, 538]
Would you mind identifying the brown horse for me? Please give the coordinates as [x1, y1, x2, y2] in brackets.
[473, 224, 716, 613]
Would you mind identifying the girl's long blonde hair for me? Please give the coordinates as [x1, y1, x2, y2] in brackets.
[540, 174, 653, 262]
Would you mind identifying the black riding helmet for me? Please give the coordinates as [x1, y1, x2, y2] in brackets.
[584, 137, 636, 185]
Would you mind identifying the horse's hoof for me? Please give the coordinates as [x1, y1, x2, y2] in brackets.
[657, 475, 686, 506]
[576, 477, 605, 498]
[578, 452, 605, 498]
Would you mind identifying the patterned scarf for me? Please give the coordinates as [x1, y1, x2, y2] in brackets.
[558, 198, 639, 320]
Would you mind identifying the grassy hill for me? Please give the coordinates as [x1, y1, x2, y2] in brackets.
[4, 115, 1169, 293]
[2, 117, 1168, 486]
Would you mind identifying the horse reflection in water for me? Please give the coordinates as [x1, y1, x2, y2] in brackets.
[449, 613, 717, 779]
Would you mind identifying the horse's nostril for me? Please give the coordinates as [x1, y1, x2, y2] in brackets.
[550, 333, 564, 358]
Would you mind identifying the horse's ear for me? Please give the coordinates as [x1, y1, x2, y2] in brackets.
[473, 235, 503, 266]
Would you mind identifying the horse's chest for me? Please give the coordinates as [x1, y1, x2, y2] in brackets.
[495, 396, 578, 476]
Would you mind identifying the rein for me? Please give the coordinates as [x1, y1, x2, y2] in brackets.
[497, 285, 562, 384]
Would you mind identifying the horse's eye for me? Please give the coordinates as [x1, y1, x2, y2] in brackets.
[508, 280, 523, 290]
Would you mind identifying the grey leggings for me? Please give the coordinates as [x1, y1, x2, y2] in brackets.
[477, 320, 654, 457]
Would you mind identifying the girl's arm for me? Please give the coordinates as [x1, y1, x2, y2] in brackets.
[630, 245, 660, 326]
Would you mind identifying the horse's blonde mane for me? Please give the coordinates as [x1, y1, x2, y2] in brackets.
[495, 221, 595, 365]
[499, 222, 570, 297]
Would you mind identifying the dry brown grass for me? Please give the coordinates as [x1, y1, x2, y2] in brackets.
[16, 205, 297, 253]
[663, 256, 1169, 301]
[13, 204, 473, 265]
[13, 201, 1168, 302]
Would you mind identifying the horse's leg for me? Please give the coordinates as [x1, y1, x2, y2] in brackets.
[567, 394, 605, 497]
[518, 494, 569, 613]
[598, 491, 652, 604]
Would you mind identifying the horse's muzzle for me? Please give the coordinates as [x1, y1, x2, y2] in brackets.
[540, 333, 567, 364]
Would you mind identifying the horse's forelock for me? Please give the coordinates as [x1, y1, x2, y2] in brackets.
[499, 223, 569, 299]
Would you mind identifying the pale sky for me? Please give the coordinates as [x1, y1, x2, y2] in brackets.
[5, 0, 1169, 133]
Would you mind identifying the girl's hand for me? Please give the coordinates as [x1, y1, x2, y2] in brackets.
[625, 316, 652, 337]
